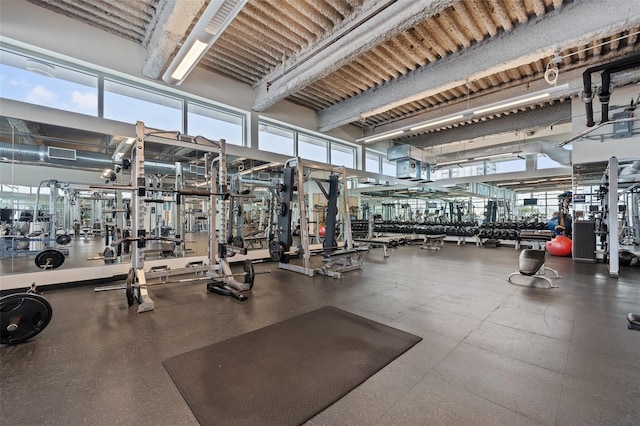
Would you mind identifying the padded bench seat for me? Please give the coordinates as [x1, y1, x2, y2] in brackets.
[507, 249, 559, 288]
[518, 249, 546, 275]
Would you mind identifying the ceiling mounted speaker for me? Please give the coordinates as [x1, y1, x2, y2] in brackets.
[26, 59, 56, 77]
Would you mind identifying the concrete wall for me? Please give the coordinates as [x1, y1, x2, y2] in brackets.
[571, 84, 640, 164]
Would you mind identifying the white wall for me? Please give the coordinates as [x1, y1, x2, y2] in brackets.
[571, 83, 640, 164]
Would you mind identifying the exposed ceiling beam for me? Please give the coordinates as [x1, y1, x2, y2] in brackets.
[142, 0, 207, 79]
[251, 0, 458, 111]
[318, 0, 640, 131]
[409, 101, 572, 149]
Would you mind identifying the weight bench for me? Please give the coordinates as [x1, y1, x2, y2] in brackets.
[420, 235, 446, 251]
[507, 249, 559, 288]
[317, 249, 362, 278]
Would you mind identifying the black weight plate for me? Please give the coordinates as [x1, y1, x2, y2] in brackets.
[233, 236, 244, 248]
[55, 234, 72, 245]
[1, 293, 53, 344]
[34, 249, 65, 270]
[243, 260, 255, 289]
[103, 246, 115, 264]
[268, 240, 285, 262]
[125, 268, 135, 307]
[275, 202, 288, 217]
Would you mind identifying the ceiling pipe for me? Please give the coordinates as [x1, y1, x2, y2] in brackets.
[0, 142, 198, 177]
[621, 160, 640, 176]
[537, 141, 571, 165]
[582, 53, 640, 127]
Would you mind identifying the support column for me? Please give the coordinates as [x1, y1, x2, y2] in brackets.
[608, 156, 619, 278]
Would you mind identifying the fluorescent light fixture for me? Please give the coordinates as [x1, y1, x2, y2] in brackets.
[356, 84, 570, 143]
[549, 176, 571, 181]
[362, 130, 404, 143]
[162, 0, 248, 85]
[497, 181, 522, 186]
[410, 114, 464, 131]
[170, 39, 209, 81]
[473, 93, 550, 115]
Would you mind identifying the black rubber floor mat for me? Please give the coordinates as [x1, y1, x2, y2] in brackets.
[162, 305, 422, 426]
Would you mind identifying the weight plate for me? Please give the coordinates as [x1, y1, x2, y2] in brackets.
[232, 235, 244, 248]
[275, 202, 287, 217]
[55, 234, 72, 246]
[243, 260, 255, 289]
[103, 246, 115, 264]
[268, 240, 285, 262]
[1, 293, 53, 345]
[125, 268, 135, 307]
[34, 249, 65, 270]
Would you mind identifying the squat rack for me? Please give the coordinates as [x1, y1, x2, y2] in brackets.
[95, 121, 251, 312]
[270, 157, 360, 278]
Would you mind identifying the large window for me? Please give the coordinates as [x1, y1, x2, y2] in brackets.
[0, 46, 372, 167]
[104, 79, 183, 131]
[258, 119, 356, 167]
[259, 123, 294, 156]
[382, 158, 395, 176]
[298, 134, 327, 162]
[188, 103, 244, 146]
[365, 151, 381, 173]
[0, 49, 98, 115]
[330, 143, 355, 168]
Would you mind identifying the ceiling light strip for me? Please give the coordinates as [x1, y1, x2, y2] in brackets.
[410, 114, 464, 131]
[162, 0, 248, 85]
[356, 84, 570, 144]
[362, 130, 404, 143]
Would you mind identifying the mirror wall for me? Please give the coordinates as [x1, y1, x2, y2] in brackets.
[0, 117, 269, 275]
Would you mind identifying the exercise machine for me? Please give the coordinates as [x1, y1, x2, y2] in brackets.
[268, 157, 361, 278]
[507, 249, 560, 288]
[94, 121, 255, 312]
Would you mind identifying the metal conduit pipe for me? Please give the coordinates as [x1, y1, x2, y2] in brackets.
[582, 53, 640, 127]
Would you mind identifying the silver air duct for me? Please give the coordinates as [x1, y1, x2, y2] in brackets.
[0, 142, 197, 177]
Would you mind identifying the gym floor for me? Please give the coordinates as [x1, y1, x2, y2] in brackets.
[1, 243, 639, 425]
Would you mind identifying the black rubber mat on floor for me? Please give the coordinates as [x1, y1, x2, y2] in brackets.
[162, 305, 422, 426]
